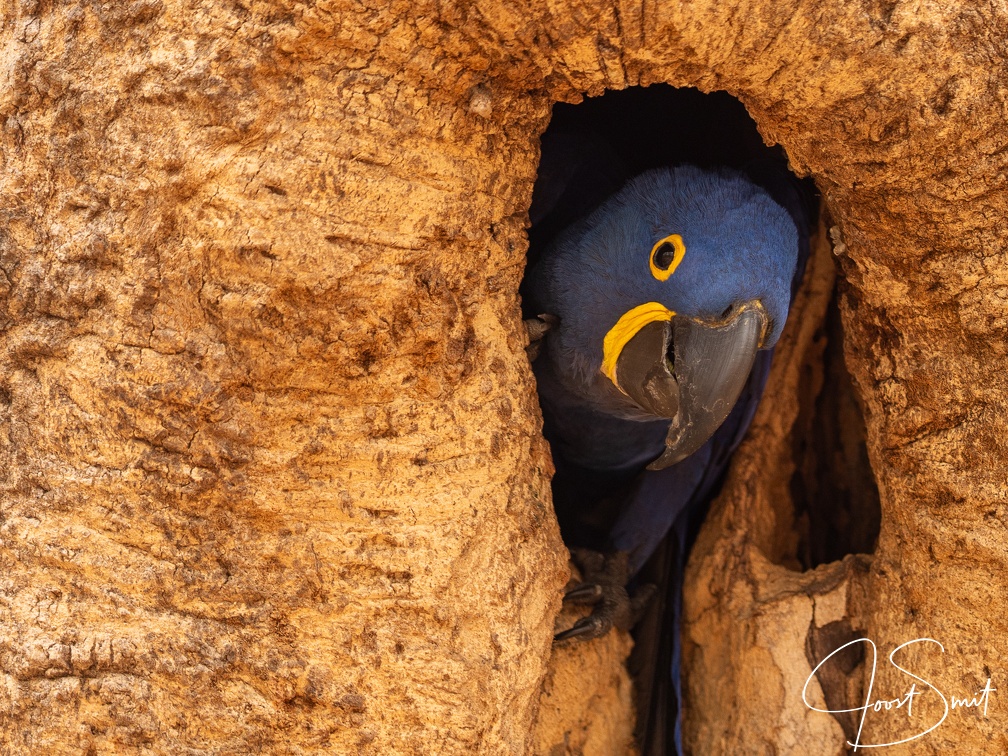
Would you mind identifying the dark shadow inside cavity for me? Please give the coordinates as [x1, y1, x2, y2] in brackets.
[791, 291, 881, 569]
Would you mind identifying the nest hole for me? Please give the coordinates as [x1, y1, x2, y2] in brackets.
[524, 84, 880, 568]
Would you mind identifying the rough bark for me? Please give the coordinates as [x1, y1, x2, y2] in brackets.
[0, 3, 567, 753]
[2, 0, 1007, 753]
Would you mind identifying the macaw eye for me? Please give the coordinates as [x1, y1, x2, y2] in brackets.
[649, 234, 686, 281]
[653, 243, 676, 269]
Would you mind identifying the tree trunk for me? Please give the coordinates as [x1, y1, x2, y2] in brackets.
[0, 3, 567, 752]
[2, 1, 1006, 754]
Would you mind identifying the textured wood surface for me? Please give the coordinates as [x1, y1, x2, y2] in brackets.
[2, 0, 1007, 753]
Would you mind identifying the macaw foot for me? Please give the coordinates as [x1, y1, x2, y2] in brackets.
[553, 548, 656, 642]
[524, 313, 558, 361]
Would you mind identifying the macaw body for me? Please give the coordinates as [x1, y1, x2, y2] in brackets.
[524, 124, 810, 754]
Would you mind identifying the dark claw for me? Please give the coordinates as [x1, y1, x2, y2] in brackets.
[554, 614, 611, 642]
[563, 582, 604, 604]
[553, 549, 656, 643]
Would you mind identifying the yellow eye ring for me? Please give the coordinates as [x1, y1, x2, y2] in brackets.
[649, 234, 686, 281]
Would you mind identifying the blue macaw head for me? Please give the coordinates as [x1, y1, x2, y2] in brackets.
[527, 165, 799, 468]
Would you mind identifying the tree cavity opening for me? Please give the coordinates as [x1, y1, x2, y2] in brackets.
[522, 84, 879, 572]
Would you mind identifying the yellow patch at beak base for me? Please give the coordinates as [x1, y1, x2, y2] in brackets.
[600, 302, 675, 389]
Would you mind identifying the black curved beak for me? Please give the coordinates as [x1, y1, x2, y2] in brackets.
[612, 302, 768, 470]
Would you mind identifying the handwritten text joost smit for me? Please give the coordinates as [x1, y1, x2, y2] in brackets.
[802, 637, 995, 751]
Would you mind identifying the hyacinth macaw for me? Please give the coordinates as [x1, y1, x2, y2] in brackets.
[523, 123, 811, 754]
